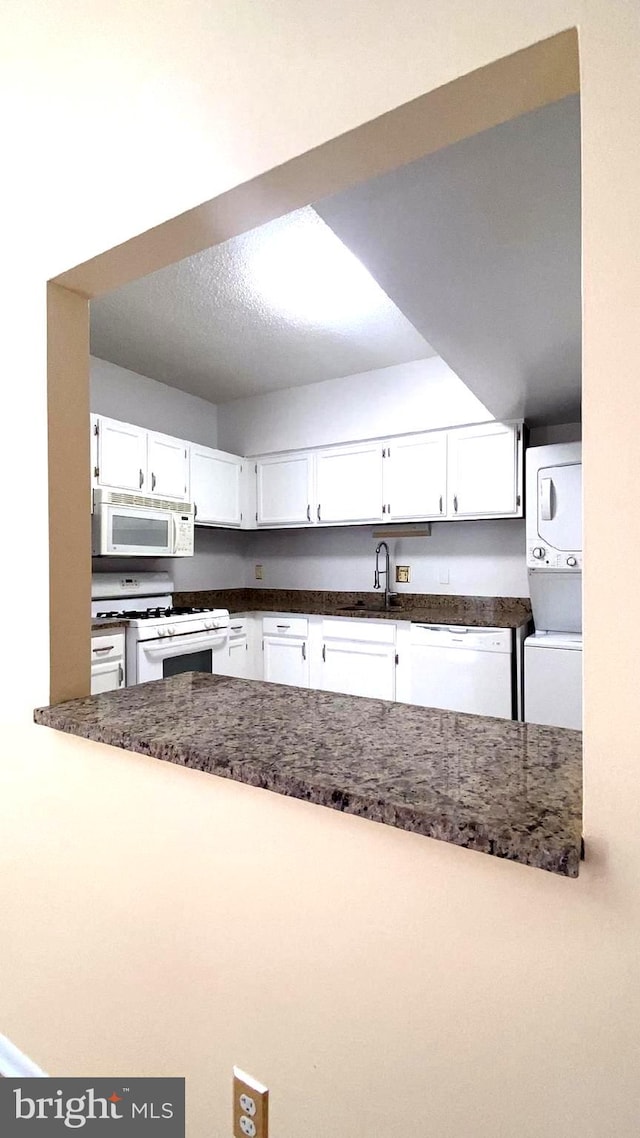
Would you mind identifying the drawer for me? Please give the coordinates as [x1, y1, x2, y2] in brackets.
[322, 618, 396, 645]
[229, 616, 249, 638]
[262, 615, 308, 637]
[91, 630, 125, 659]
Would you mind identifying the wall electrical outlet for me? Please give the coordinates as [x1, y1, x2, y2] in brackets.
[254, 564, 263, 580]
[396, 565, 411, 584]
[233, 1068, 269, 1138]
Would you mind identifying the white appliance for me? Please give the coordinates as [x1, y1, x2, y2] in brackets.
[526, 441, 582, 571]
[91, 572, 229, 685]
[524, 632, 582, 730]
[92, 490, 194, 557]
[409, 625, 514, 719]
[524, 441, 582, 728]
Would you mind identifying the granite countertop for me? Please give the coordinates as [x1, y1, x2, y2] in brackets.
[173, 589, 533, 629]
[35, 673, 581, 877]
[91, 619, 129, 631]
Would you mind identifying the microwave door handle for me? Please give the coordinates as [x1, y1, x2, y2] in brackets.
[540, 477, 554, 522]
[171, 512, 179, 554]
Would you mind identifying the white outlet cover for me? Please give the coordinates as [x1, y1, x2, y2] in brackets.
[240, 1117, 256, 1137]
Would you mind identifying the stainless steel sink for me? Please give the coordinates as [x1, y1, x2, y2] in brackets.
[336, 605, 390, 614]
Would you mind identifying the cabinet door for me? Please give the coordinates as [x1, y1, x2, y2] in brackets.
[263, 636, 309, 687]
[96, 416, 147, 493]
[191, 445, 242, 526]
[315, 443, 384, 524]
[320, 641, 396, 700]
[384, 433, 447, 521]
[216, 639, 251, 678]
[447, 422, 519, 518]
[147, 432, 189, 501]
[91, 658, 124, 694]
[256, 454, 314, 526]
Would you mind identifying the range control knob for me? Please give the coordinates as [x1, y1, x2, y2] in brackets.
[532, 546, 545, 559]
[566, 556, 578, 567]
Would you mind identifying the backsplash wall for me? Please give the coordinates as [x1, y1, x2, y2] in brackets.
[94, 520, 527, 598]
[242, 519, 528, 598]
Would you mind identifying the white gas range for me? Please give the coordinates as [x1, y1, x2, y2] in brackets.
[92, 572, 230, 686]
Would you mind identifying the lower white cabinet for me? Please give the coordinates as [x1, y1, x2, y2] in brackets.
[263, 636, 309, 687]
[215, 616, 259, 679]
[319, 618, 397, 701]
[91, 629, 125, 694]
[262, 615, 310, 687]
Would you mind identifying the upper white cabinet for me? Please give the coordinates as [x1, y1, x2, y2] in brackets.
[92, 414, 523, 528]
[383, 432, 447, 521]
[147, 431, 189, 501]
[94, 415, 147, 493]
[315, 442, 384, 524]
[191, 445, 243, 527]
[92, 416, 189, 502]
[256, 453, 314, 527]
[447, 422, 521, 518]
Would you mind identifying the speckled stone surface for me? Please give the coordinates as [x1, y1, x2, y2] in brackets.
[91, 619, 130, 631]
[173, 589, 532, 629]
[35, 672, 581, 877]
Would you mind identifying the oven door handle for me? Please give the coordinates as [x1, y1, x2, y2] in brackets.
[141, 630, 228, 657]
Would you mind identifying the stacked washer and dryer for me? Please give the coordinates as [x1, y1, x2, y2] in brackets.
[524, 442, 582, 730]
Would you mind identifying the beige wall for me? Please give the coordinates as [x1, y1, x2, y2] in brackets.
[2, 1, 640, 1136]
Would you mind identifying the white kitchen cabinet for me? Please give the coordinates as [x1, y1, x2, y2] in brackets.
[383, 432, 447, 521]
[320, 640, 396, 700]
[447, 422, 521, 518]
[263, 635, 310, 687]
[315, 442, 384, 524]
[94, 416, 147, 493]
[216, 638, 252, 679]
[256, 453, 314, 526]
[191, 445, 243, 527]
[319, 618, 397, 700]
[147, 431, 189, 501]
[216, 616, 258, 679]
[90, 629, 125, 694]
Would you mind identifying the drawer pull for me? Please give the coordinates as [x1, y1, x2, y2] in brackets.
[276, 624, 290, 630]
[92, 645, 114, 654]
[231, 625, 243, 632]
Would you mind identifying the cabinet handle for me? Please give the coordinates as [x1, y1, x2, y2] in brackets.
[317, 504, 321, 522]
[322, 644, 326, 662]
[276, 624, 290, 630]
[194, 502, 198, 518]
[387, 503, 391, 514]
[439, 494, 443, 513]
[92, 645, 113, 654]
[139, 468, 144, 489]
[231, 624, 243, 632]
[151, 472, 156, 491]
[118, 663, 124, 686]
[306, 504, 311, 522]
[453, 494, 458, 513]
[302, 643, 306, 660]
[382, 504, 386, 514]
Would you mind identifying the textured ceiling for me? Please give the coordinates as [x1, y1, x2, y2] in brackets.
[316, 96, 581, 426]
[90, 208, 434, 403]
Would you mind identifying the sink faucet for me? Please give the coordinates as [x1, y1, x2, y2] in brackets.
[373, 541, 393, 609]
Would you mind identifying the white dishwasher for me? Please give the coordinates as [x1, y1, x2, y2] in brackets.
[409, 624, 514, 719]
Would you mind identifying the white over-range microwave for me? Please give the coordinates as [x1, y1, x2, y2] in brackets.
[92, 490, 195, 557]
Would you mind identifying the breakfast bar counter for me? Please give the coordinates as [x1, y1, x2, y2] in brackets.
[34, 673, 582, 877]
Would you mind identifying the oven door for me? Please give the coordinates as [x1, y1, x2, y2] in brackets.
[94, 503, 177, 557]
[135, 629, 228, 683]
